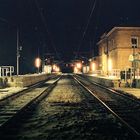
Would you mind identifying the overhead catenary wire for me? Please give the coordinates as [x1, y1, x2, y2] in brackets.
[91, 0, 102, 57]
[75, 0, 97, 59]
[34, 0, 60, 60]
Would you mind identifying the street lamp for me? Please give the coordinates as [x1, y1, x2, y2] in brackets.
[35, 57, 41, 73]
[16, 27, 20, 76]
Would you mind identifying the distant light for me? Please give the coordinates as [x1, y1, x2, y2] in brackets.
[53, 64, 60, 72]
[35, 58, 41, 68]
[71, 64, 74, 67]
[55, 67, 60, 72]
[108, 59, 112, 71]
[66, 64, 68, 67]
[43, 65, 52, 73]
[91, 62, 96, 71]
[53, 64, 57, 70]
[89, 58, 92, 62]
[76, 62, 82, 69]
[74, 67, 78, 73]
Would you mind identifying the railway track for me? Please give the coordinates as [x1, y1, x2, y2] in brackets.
[74, 74, 140, 138]
[0, 75, 61, 135]
[0, 74, 138, 139]
[0, 74, 58, 104]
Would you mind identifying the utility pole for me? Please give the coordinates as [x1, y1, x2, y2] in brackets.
[131, 37, 137, 87]
[133, 45, 136, 80]
[0, 18, 21, 76]
[16, 27, 20, 76]
[106, 37, 109, 76]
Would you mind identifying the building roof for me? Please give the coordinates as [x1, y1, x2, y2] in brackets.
[97, 26, 140, 45]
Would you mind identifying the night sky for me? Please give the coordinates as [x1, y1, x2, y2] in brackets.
[0, 0, 140, 74]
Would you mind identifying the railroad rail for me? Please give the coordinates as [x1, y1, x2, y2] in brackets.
[0, 74, 59, 104]
[73, 74, 140, 137]
[0, 74, 137, 139]
[0, 75, 61, 134]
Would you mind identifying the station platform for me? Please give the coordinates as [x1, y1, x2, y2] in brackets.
[84, 74, 140, 99]
[114, 87, 140, 99]
[0, 73, 55, 88]
[0, 73, 55, 100]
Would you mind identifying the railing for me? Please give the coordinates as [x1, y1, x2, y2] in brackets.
[108, 69, 120, 78]
[0, 66, 14, 77]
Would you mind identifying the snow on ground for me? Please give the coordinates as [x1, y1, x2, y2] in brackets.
[0, 87, 26, 100]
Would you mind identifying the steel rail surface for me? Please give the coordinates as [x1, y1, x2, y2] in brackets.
[73, 75, 140, 137]
[0, 75, 59, 104]
[0, 75, 61, 132]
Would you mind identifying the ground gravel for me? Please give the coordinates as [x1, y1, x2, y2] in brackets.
[6, 75, 131, 140]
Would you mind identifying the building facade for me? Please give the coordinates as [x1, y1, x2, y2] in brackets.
[97, 27, 140, 77]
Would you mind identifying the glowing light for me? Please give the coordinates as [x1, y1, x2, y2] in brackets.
[53, 64, 60, 72]
[55, 67, 60, 72]
[53, 64, 57, 70]
[43, 65, 52, 73]
[74, 67, 78, 73]
[108, 59, 112, 71]
[35, 58, 41, 68]
[91, 62, 96, 71]
[76, 62, 82, 69]
[89, 58, 92, 62]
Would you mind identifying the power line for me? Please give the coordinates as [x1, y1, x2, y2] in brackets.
[75, 0, 97, 58]
[34, 0, 60, 60]
[91, 0, 102, 57]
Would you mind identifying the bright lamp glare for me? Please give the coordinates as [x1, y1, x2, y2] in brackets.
[108, 59, 112, 71]
[91, 62, 95, 71]
[53, 64, 57, 70]
[35, 58, 41, 68]
[74, 67, 78, 73]
[76, 63, 82, 69]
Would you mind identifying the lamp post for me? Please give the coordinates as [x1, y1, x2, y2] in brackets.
[0, 18, 21, 76]
[35, 57, 41, 73]
[133, 46, 136, 81]
[16, 27, 22, 76]
[16, 27, 19, 76]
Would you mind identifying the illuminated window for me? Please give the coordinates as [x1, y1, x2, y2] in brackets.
[108, 59, 112, 71]
[131, 36, 138, 48]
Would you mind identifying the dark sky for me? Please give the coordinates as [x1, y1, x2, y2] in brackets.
[0, 0, 140, 73]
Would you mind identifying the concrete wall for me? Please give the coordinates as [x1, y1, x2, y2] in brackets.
[85, 75, 117, 87]
[0, 73, 54, 88]
[84, 75, 140, 88]
[0, 77, 8, 88]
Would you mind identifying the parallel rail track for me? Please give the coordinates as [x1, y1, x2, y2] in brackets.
[73, 75, 140, 137]
[0, 74, 138, 139]
[0, 74, 59, 104]
[0, 75, 61, 134]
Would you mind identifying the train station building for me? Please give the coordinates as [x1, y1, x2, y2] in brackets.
[94, 27, 140, 79]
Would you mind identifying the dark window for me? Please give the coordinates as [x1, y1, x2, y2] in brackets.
[131, 37, 138, 48]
